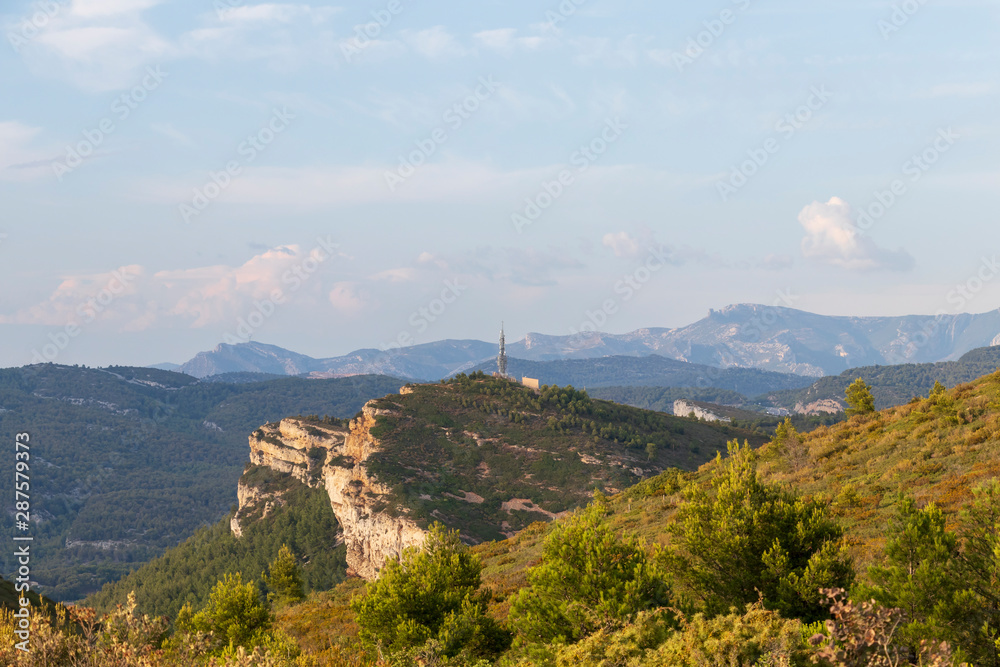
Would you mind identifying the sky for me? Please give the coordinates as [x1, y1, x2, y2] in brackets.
[0, 0, 998, 368]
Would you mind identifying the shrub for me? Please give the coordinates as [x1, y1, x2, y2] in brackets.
[845, 379, 875, 416]
[264, 545, 306, 606]
[351, 523, 509, 662]
[668, 441, 853, 621]
[510, 494, 671, 646]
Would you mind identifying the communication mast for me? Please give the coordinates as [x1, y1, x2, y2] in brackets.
[497, 322, 508, 377]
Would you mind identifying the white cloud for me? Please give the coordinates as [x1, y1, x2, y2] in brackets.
[0, 244, 349, 330]
[0, 121, 50, 181]
[370, 268, 417, 283]
[403, 26, 468, 60]
[602, 231, 641, 258]
[473, 27, 555, 54]
[328, 281, 367, 314]
[23, 6, 173, 91]
[19, 1, 341, 89]
[217, 3, 339, 24]
[70, 0, 164, 19]
[142, 160, 702, 209]
[0, 264, 147, 326]
[474, 28, 516, 52]
[798, 196, 914, 271]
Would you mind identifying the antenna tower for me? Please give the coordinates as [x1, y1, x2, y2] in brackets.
[497, 322, 508, 377]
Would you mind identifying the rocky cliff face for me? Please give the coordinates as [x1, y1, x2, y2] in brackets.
[672, 399, 731, 423]
[233, 402, 426, 579]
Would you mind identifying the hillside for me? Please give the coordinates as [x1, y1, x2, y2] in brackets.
[86, 474, 346, 619]
[472, 368, 1000, 598]
[90, 372, 765, 615]
[762, 345, 1000, 413]
[261, 369, 1000, 664]
[0, 365, 402, 600]
[588, 385, 749, 410]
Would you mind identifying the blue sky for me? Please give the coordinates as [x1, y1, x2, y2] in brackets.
[0, 0, 997, 367]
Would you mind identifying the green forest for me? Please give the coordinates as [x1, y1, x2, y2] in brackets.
[0, 364, 401, 600]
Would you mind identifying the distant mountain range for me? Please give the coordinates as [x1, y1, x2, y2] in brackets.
[161, 304, 1000, 379]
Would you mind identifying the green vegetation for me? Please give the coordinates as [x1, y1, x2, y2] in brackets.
[264, 546, 306, 606]
[860, 484, 1000, 665]
[509, 494, 670, 647]
[17, 364, 1000, 664]
[86, 479, 345, 619]
[589, 385, 750, 411]
[14, 368, 1000, 664]
[668, 441, 853, 622]
[361, 372, 767, 541]
[592, 387, 845, 434]
[351, 523, 509, 664]
[764, 346, 1000, 411]
[173, 572, 279, 656]
[845, 378, 876, 416]
[0, 364, 399, 600]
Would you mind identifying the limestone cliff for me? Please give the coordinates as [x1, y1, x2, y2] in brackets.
[672, 399, 731, 423]
[231, 376, 762, 580]
[233, 402, 426, 580]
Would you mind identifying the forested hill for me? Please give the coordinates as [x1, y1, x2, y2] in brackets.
[762, 345, 1000, 411]
[87, 372, 768, 618]
[0, 364, 402, 601]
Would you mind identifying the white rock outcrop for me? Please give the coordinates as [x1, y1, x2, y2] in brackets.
[673, 399, 731, 423]
[234, 404, 426, 580]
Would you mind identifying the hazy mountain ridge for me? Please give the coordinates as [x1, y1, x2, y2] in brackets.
[170, 304, 1000, 380]
[467, 355, 815, 396]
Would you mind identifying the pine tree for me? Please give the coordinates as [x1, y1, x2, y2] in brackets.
[668, 440, 853, 621]
[351, 523, 509, 660]
[510, 493, 670, 645]
[264, 544, 305, 605]
[175, 572, 272, 654]
[845, 378, 876, 416]
[866, 498, 960, 650]
[929, 380, 947, 399]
